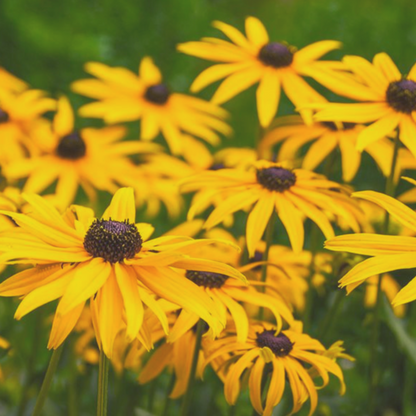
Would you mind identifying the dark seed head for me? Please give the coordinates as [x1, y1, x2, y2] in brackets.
[256, 167, 296, 192]
[209, 163, 225, 171]
[144, 84, 170, 105]
[321, 121, 356, 131]
[84, 219, 142, 263]
[56, 132, 87, 160]
[248, 250, 264, 271]
[256, 330, 294, 357]
[0, 108, 10, 124]
[386, 79, 416, 114]
[258, 42, 294, 68]
[185, 270, 229, 288]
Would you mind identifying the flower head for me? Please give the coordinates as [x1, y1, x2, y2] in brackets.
[178, 16, 340, 127]
[311, 53, 416, 158]
[182, 160, 363, 256]
[4, 97, 158, 209]
[203, 322, 345, 416]
[0, 188, 247, 357]
[72, 58, 231, 155]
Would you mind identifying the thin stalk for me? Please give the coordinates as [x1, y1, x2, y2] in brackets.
[317, 289, 345, 341]
[259, 213, 276, 320]
[32, 345, 64, 416]
[161, 372, 176, 416]
[180, 320, 204, 416]
[368, 135, 400, 416]
[97, 350, 110, 416]
[303, 224, 320, 332]
[147, 378, 157, 413]
[17, 310, 43, 416]
[403, 303, 416, 415]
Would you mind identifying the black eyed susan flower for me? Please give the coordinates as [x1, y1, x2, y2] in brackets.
[71, 57, 231, 156]
[181, 160, 363, 257]
[203, 322, 345, 416]
[325, 189, 416, 306]
[0, 188, 247, 357]
[259, 115, 398, 182]
[178, 16, 340, 127]
[4, 97, 158, 209]
[310, 53, 416, 158]
[0, 88, 55, 164]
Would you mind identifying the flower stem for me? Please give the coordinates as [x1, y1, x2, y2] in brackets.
[317, 288, 345, 341]
[161, 372, 176, 416]
[180, 320, 204, 416]
[97, 350, 110, 416]
[368, 134, 400, 416]
[32, 345, 64, 416]
[259, 213, 276, 320]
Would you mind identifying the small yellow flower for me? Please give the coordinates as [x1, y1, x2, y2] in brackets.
[311, 53, 416, 158]
[203, 322, 345, 416]
[178, 16, 340, 127]
[4, 97, 158, 209]
[260, 115, 399, 182]
[72, 57, 231, 155]
[182, 160, 363, 256]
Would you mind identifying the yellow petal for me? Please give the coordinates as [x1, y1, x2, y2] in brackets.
[102, 187, 136, 223]
[256, 70, 281, 128]
[53, 96, 74, 137]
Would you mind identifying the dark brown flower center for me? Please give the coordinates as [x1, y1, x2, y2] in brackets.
[258, 43, 294, 68]
[84, 219, 142, 263]
[209, 163, 225, 171]
[386, 79, 416, 114]
[144, 84, 170, 105]
[321, 121, 356, 131]
[185, 270, 229, 288]
[56, 132, 87, 160]
[256, 167, 296, 192]
[0, 108, 10, 124]
[256, 330, 294, 357]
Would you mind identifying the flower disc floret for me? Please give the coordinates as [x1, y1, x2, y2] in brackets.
[258, 42, 294, 68]
[386, 79, 416, 114]
[0, 109, 9, 124]
[256, 167, 296, 192]
[321, 121, 356, 131]
[144, 84, 170, 105]
[56, 132, 87, 160]
[256, 329, 294, 357]
[185, 270, 229, 288]
[83, 219, 142, 263]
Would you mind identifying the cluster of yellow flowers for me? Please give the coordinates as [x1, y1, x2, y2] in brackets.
[1, 15, 416, 416]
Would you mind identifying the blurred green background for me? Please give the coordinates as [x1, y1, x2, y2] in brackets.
[1, 0, 416, 415]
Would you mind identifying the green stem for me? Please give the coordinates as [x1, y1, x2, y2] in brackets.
[68, 336, 77, 416]
[17, 311, 43, 416]
[147, 378, 157, 413]
[32, 345, 64, 416]
[97, 350, 110, 416]
[161, 372, 176, 416]
[317, 289, 345, 341]
[403, 303, 416, 415]
[368, 134, 400, 416]
[180, 320, 204, 416]
[259, 213, 276, 320]
[303, 224, 320, 332]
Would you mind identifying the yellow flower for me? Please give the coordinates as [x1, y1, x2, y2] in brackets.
[178, 16, 340, 127]
[259, 115, 398, 182]
[325, 190, 416, 306]
[182, 160, 363, 256]
[311, 53, 416, 158]
[0, 88, 55, 164]
[72, 57, 231, 155]
[203, 322, 345, 416]
[0, 188, 247, 357]
[4, 97, 158, 209]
